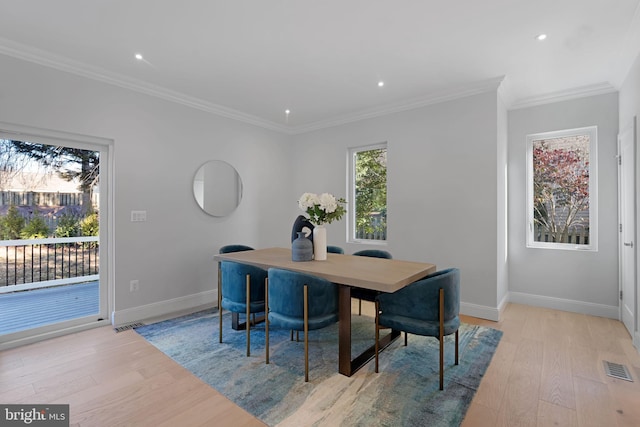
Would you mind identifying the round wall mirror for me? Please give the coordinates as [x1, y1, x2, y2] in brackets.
[193, 160, 243, 217]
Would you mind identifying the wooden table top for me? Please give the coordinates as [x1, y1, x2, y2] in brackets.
[214, 247, 436, 293]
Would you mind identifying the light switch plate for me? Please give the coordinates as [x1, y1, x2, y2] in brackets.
[131, 210, 147, 222]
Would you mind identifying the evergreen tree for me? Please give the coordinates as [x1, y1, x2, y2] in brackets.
[0, 205, 25, 240]
[7, 140, 99, 215]
[21, 209, 50, 239]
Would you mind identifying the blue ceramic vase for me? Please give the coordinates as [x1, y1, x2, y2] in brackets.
[292, 231, 313, 261]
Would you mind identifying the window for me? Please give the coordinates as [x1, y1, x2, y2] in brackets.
[349, 143, 387, 242]
[526, 126, 597, 250]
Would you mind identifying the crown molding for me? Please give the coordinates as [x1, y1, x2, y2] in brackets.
[6, 35, 618, 135]
[509, 82, 617, 111]
[0, 39, 507, 135]
[290, 76, 506, 134]
[0, 37, 289, 134]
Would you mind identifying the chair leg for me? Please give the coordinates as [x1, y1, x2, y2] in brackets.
[439, 288, 444, 390]
[358, 298, 362, 315]
[218, 266, 223, 343]
[375, 300, 380, 373]
[246, 274, 251, 357]
[455, 329, 459, 365]
[265, 278, 269, 364]
[304, 284, 309, 382]
[404, 332, 408, 346]
[439, 335, 444, 390]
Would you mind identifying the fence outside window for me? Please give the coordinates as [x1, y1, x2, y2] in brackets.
[533, 224, 589, 245]
[354, 212, 387, 241]
[1, 191, 84, 207]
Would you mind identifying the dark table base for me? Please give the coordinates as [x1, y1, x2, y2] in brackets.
[231, 312, 265, 330]
[338, 285, 400, 376]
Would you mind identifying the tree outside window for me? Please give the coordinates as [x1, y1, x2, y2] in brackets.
[0, 138, 100, 240]
[350, 144, 387, 241]
[526, 127, 597, 250]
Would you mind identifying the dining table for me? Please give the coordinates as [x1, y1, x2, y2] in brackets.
[214, 247, 436, 376]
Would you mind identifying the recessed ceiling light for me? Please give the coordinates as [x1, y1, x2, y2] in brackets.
[285, 109, 291, 115]
[535, 34, 547, 41]
[378, 81, 385, 87]
[135, 53, 144, 60]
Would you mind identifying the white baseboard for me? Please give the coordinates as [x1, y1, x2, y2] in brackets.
[460, 302, 501, 322]
[0, 319, 110, 351]
[111, 289, 218, 327]
[498, 293, 509, 320]
[508, 291, 619, 319]
[459, 290, 619, 323]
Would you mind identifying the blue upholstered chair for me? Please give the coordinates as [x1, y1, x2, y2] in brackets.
[327, 245, 344, 254]
[375, 268, 460, 390]
[218, 245, 255, 317]
[352, 249, 392, 259]
[218, 245, 267, 357]
[351, 249, 393, 315]
[265, 268, 339, 382]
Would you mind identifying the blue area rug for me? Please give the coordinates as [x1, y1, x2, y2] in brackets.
[135, 309, 502, 426]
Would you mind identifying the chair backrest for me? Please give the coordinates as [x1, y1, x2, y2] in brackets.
[352, 249, 392, 259]
[378, 268, 459, 322]
[327, 245, 344, 254]
[267, 268, 338, 319]
[219, 244, 254, 254]
[221, 261, 267, 303]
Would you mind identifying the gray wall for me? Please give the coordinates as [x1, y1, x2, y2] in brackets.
[0, 55, 294, 325]
[508, 93, 620, 316]
[291, 90, 505, 320]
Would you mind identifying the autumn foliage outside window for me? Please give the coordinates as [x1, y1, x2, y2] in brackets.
[527, 127, 597, 249]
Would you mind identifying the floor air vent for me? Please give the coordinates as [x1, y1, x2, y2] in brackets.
[114, 322, 145, 333]
[603, 360, 633, 382]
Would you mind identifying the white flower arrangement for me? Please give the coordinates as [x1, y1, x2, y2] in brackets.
[298, 192, 347, 225]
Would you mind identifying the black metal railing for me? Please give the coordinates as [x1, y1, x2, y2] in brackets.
[0, 237, 99, 288]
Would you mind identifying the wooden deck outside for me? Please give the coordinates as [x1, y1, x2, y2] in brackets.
[0, 281, 99, 335]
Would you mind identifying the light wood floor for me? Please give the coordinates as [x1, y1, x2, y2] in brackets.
[2, 303, 639, 427]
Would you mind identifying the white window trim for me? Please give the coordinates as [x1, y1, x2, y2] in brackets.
[526, 126, 598, 251]
[347, 142, 388, 244]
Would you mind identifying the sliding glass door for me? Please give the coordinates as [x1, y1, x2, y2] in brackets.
[0, 124, 111, 349]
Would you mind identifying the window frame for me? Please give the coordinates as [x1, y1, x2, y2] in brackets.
[526, 126, 598, 251]
[347, 142, 388, 244]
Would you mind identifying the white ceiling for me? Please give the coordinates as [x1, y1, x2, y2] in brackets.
[1, 0, 639, 133]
